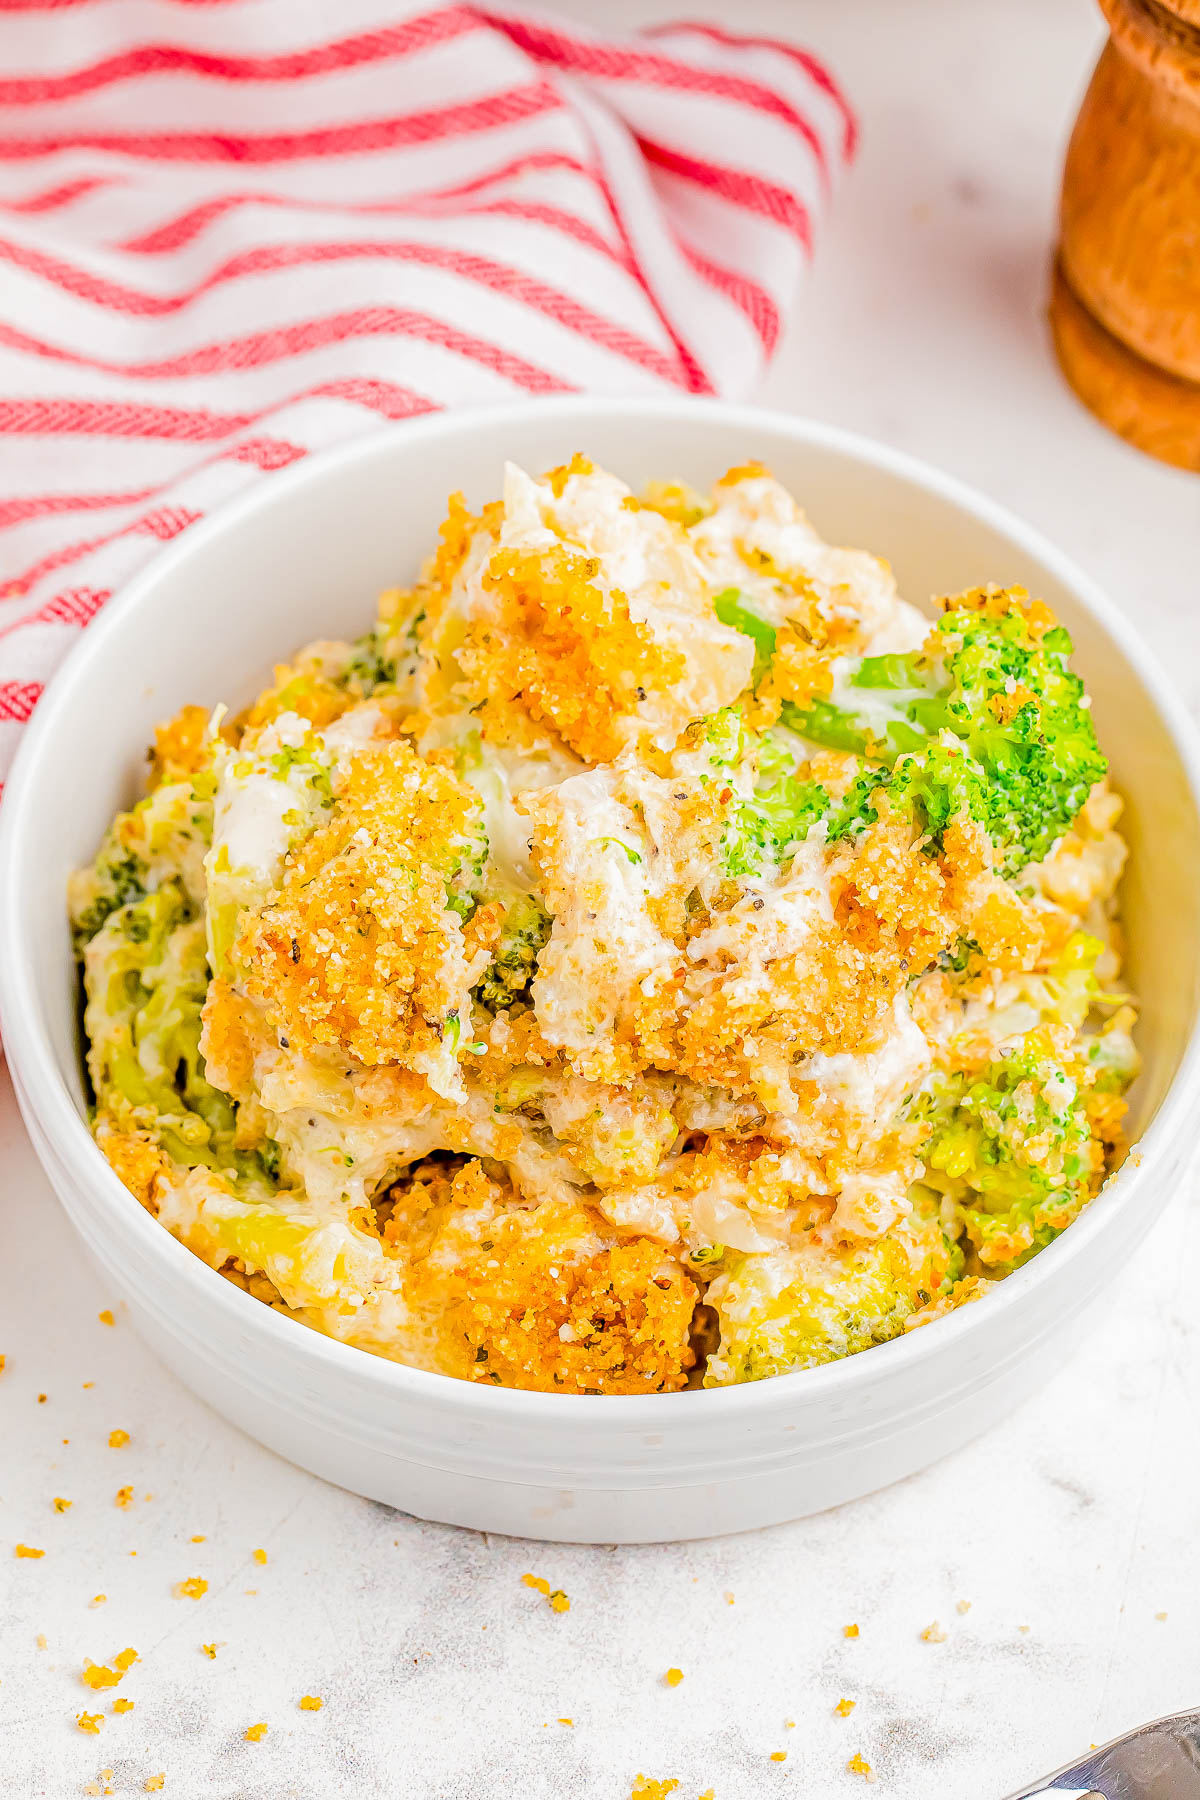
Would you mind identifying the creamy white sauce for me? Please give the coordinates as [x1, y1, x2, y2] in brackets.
[803, 995, 931, 1127]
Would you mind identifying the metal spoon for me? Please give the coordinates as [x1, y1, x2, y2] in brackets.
[1005, 1710, 1200, 1799]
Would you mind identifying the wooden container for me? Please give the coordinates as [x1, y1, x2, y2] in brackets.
[1050, 0, 1200, 469]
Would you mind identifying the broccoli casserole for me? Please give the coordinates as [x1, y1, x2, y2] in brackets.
[71, 456, 1137, 1393]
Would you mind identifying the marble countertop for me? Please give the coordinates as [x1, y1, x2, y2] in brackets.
[5, 2, 1200, 1795]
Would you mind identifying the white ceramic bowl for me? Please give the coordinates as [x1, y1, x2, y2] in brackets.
[4, 398, 1200, 1544]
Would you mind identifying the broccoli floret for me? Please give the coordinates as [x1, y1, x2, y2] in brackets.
[823, 741, 990, 857]
[442, 799, 489, 924]
[70, 834, 149, 953]
[915, 1034, 1105, 1272]
[343, 626, 397, 695]
[722, 731, 990, 880]
[473, 894, 551, 1011]
[702, 705, 747, 769]
[703, 1201, 961, 1386]
[722, 751, 831, 879]
[82, 883, 278, 1188]
[783, 590, 1106, 874]
[72, 767, 215, 956]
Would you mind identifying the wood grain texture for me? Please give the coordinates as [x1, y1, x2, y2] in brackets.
[1050, 258, 1200, 468]
[1052, 0, 1200, 464]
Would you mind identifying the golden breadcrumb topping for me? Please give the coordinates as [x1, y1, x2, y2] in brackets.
[238, 741, 483, 1072]
[392, 1164, 697, 1394]
[151, 704, 211, 786]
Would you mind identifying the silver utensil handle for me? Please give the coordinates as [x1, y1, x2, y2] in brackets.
[1002, 1708, 1200, 1799]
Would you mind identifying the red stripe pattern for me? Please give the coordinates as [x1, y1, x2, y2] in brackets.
[0, 0, 853, 782]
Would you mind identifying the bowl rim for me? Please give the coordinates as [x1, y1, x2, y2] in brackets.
[4, 392, 1200, 1427]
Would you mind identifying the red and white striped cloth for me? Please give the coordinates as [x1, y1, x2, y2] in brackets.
[0, 1, 854, 788]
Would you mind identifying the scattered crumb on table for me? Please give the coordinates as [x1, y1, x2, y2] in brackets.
[521, 1573, 569, 1612]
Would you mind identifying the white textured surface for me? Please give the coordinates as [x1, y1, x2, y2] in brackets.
[5, 2, 1200, 1795]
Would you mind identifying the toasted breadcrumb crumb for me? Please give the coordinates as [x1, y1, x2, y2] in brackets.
[98, 1311, 115, 1327]
[112, 1699, 135, 1714]
[145, 1779, 165, 1793]
[108, 1430, 129, 1449]
[15, 1544, 44, 1559]
[53, 1497, 71, 1513]
[299, 1695, 323, 1711]
[81, 1649, 138, 1691]
[521, 1573, 570, 1612]
[843, 1623, 859, 1639]
[115, 1487, 134, 1509]
[38, 1392, 46, 1403]
[847, 1753, 876, 1781]
[664, 1668, 684, 1688]
[76, 1711, 104, 1734]
[836, 1698, 856, 1718]
[920, 1621, 947, 1643]
[0, 1355, 5, 1374]
[245, 1723, 267, 1742]
[201, 1644, 218, 1658]
[253, 1548, 267, 1565]
[176, 1578, 207, 1600]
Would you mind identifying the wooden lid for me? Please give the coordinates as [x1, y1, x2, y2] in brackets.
[1098, 0, 1200, 98]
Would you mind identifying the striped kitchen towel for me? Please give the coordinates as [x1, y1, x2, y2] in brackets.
[0, 0, 854, 786]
